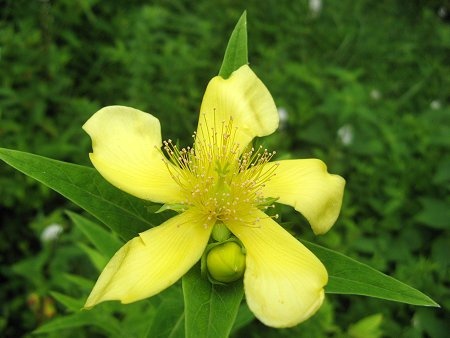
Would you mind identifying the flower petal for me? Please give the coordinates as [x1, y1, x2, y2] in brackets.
[263, 159, 345, 235]
[226, 210, 327, 328]
[197, 65, 279, 153]
[83, 106, 183, 204]
[84, 210, 211, 307]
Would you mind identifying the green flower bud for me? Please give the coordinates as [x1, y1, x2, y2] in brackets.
[206, 241, 246, 283]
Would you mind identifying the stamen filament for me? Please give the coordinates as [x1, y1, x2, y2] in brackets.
[161, 115, 279, 227]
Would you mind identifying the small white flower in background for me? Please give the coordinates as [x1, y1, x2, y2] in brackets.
[277, 106, 289, 129]
[370, 89, 381, 101]
[309, 0, 322, 17]
[430, 100, 441, 110]
[337, 124, 353, 146]
[438, 7, 447, 19]
[41, 223, 63, 243]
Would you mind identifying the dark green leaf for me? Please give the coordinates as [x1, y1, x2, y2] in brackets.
[182, 264, 244, 338]
[62, 273, 95, 290]
[0, 148, 168, 241]
[415, 197, 450, 230]
[67, 211, 122, 258]
[50, 291, 85, 312]
[302, 241, 439, 307]
[231, 303, 255, 334]
[144, 286, 185, 338]
[218, 11, 248, 78]
[77, 242, 108, 271]
[33, 312, 123, 336]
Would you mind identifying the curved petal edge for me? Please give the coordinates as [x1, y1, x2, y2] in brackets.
[83, 105, 183, 204]
[84, 210, 211, 307]
[262, 159, 345, 235]
[197, 65, 279, 152]
[226, 210, 328, 327]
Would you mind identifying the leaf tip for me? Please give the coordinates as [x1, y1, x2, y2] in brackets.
[219, 10, 249, 79]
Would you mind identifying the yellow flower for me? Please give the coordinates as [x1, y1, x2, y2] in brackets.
[82, 65, 345, 328]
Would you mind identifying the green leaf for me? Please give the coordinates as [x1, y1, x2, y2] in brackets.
[33, 312, 123, 336]
[231, 303, 255, 334]
[218, 11, 248, 78]
[182, 264, 244, 338]
[144, 286, 185, 338]
[0, 148, 168, 241]
[415, 197, 450, 229]
[348, 313, 383, 338]
[302, 241, 439, 307]
[77, 242, 108, 271]
[50, 291, 85, 312]
[62, 273, 95, 290]
[412, 308, 449, 338]
[67, 211, 122, 258]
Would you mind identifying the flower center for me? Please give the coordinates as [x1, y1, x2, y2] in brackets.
[162, 116, 278, 226]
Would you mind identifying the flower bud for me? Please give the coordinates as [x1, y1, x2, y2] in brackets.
[43, 297, 56, 319]
[206, 241, 246, 283]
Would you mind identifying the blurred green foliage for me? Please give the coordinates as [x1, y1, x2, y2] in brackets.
[0, 0, 449, 337]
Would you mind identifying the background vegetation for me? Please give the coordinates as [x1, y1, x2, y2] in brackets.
[1, 0, 449, 337]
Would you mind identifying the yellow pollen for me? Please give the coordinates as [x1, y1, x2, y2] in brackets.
[161, 116, 278, 226]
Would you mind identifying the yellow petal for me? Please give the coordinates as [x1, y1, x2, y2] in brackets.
[197, 65, 278, 153]
[226, 210, 327, 328]
[263, 159, 345, 235]
[84, 210, 211, 307]
[83, 106, 183, 204]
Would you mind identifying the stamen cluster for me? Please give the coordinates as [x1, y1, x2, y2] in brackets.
[162, 116, 279, 227]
